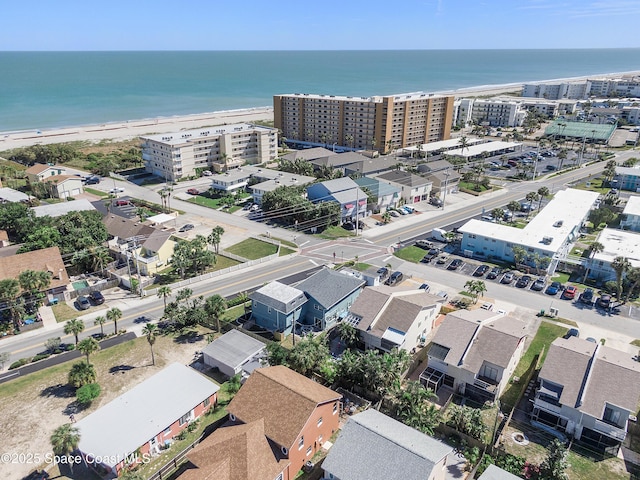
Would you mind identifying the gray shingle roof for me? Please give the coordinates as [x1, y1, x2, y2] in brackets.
[295, 268, 365, 309]
[322, 409, 452, 480]
[478, 464, 523, 480]
[250, 281, 307, 314]
[281, 147, 336, 162]
[376, 170, 432, 188]
[315, 176, 359, 193]
[417, 159, 455, 173]
[32, 198, 96, 218]
[202, 330, 266, 371]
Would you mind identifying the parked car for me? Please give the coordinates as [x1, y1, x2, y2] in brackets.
[419, 283, 430, 292]
[481, 302, 494, 311]
[109, 187, 125, 194]
[243, 202, 253, 210]
[531, 277, 546, 291]
[402, 206, 415, 214]
[187, 188, 200, 195]
[179, 224, 195, 232]
[473, 265, 490, 277]
[487, 267, 501, 280]
[597, 294, 611, 309]
[84, 176, 100, 185]
[545, 281, 562, 295]
[579, 288, 595, 305]
[386, 271, 404, 286]
[564, 328, 580, 339]
[376, 267, 390, 280]
[447, 259, 463, 270]
[515, 275, 532, 288]
[436, 254, 449, 264]
[114, 199, 130, 206]
[545, 165, 557, 171]
[201, 170, 212, 176]
[76, 295, 91, 310]
[89, 290, 105, 305]
[562, 285, 578, 299]
[500, 272, 515, 284]
[415, 239, 434, 250]
[389, 210, 400, 217]
[429, 197, 443, 207]
[421, 250, 439, 263]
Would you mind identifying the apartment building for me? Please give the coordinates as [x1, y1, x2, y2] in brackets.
[273, 92, 454, 153]
[141, 123, 278, 181]
[453, 98, 525, 127]
[522, 82, 590, 100]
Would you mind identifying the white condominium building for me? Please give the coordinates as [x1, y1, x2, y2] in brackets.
[141, 123, 278, 181]
[454, 99, 525, 127]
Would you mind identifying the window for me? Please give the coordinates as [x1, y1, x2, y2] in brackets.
[298, 436, 304, 450]
[604, 406, 621, 426]
[317, 417, 323, 427]
[333, 402, 338, 415]
[179, 413, 190, 426]
[306, 446, 312, 456]
[203, 397, 210, 408]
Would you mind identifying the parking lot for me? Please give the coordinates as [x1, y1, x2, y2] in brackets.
[479, 146, 587, 180]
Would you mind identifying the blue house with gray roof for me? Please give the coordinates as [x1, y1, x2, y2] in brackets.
[250, 281, 308, 335]
[296, 267, 365, 331]
[306, 177, 368, 224]
[322, 409, 453, 480]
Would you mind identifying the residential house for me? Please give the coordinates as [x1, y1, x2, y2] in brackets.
[227, 365, 342, 479]
[280, 147, 336, 163]
[132, 229, 176, 276]
[41, 175, 84, 199]
[306, 177, 368, 223]
[353, 176, 400, 213]
[309, 151, 371, 173]
[75, 363, 219, 478]
[202, 329, 266, 378]
[0, 246, 69, 298]
[374, 170, 432, 204]
[295, 268, 365, 331]
[477, 465, 523, 480]
[322, 409, 453, 480]
[32, 198, 97, 218]
[422, 309, 528, 403]
[0, 187, 30, 204]
[179, 419, 289, 480]
[532, 337, 640, 453]
[417, 160, 460, 197]
[341, 154, 400, 177]
[250, 281, 308, 335]
[615, 166, 640, 192]
[620, 195, 640, 231]
[25, 163, 66, 182]
[343, 286, 445, 352]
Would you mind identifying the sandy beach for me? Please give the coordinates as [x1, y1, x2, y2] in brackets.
[2, 70, 640, 152]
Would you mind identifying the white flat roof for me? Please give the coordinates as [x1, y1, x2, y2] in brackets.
[202, 329, 266, 369]
[402, 137, 485, 153]
[0, 187, 30, 203]
[459, 189, 600, 253]
[141, 123, 275, 145]
[32, 199, 96, 218]
[147, 213, 174, 224]
[444, 141, 522, 158]
[623, 196, 640, 217]
[593, 228, 640, 269]
[76, 363, 219, 468]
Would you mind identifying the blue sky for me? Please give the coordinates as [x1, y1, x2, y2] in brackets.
[2, 0, 639, 50]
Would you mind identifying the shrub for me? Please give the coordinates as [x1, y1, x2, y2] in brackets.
[31, 353, 51, 362]
[9, 358, 31, 370]
[45, 337, 62, 353]
[65, 343, 75, 351]
[76, 383, 101, 405]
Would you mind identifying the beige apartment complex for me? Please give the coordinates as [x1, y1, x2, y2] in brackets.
[274, 92, 454, 153]
[141, 123, 278, 181]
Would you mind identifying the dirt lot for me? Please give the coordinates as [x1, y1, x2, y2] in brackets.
[0, 330, 211, 480]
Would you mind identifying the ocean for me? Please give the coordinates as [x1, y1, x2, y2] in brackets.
[2, 49, 640, 132]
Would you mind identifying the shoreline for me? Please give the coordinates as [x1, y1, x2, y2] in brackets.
[2, 70, 640, 151]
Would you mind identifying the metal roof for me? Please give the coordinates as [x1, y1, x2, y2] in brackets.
[202, 330, 266, 370]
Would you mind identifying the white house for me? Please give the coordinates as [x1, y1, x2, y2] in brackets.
[422, 309, 528, 403]
[374, 170, 432, 204]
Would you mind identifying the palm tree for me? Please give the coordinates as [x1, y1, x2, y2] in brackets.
[50, 424, 80, 472]
[525, 191, 539, 219]
[91, 247, 112, 276]
[68, 362, 97, 388]
[582, 241, 604, 283]
[612, 256, 631, 302]
[157, 286, 172, 310]
[77, 337, 100, 364]
[625, 267, 640, 302]
[336, 322, 359, 349]
[491, 208, 504, 223]
[106, 307, 122, 335]
[93, 316, 106, 338]
[381, 211, 391, 224]
[204, 294, 227, 332]
[64, 319, 85, 345]
[537, 186, 550, 210]
[207, 225, 225, 254]
[458, 136, 470, 156]
[557, 149, 568, 170]
[507, 201, 521, 221]
[512, 245, 527, 267]
[142, 323, 158, 366]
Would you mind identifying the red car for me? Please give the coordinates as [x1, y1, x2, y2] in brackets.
[114, 199, 130, 206]
[562, 285, 578, 299]
[187, 188, 200, 195]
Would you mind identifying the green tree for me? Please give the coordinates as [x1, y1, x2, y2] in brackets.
[557, 149, 568, 170]
[538, 439, 569, 480]
[387, 380, 439, 435]
[612, 256, 631, 302]
[142, 323, 158, 366]
[512, 245, 527, 267]
[227, 374, 242, 394]
[50, 424, 81, 473]
[464, 280, 487, 304]
[288, 334, 330, 377]
[18, 269, 51, 295]
[446, 404, 489, 441]
[491, 208, 504, 223]
[157, 285, 172, 310]
[93, 316, 106, 337]
[64, 319, 85, 346]
[204, 294, 227, 332]
[76, 383, 101, 405]
[381, 211, 391, 224]
[207, 225, 225, 254]
[537, 186, 550, 210]
[525, 191, 539, 219]
[68, 361, 97, 388]
[106, 307, 122, 335]
[336, 322, 359, 349]
[76, 337, 100, 364]
[266, 342, 289, 366]
[506, 200, 522, 218]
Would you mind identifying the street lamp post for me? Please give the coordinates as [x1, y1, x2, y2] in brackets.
[441, 168, 451, 209]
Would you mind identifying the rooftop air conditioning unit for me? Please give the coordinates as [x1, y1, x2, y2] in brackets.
[542, 236, 553, 245]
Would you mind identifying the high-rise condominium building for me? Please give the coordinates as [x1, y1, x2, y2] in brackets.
[141, 123, 278, 181]
[274, 92, 454, 153]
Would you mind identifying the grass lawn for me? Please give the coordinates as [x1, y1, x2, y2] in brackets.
[317, 226, 354, 239]
[186, 195, 224, 209]
[574, 177, 610, 195]
[51, 303, 106, 323]
[459, 181, 493, 193]
[566, 450, 629, 480]
[222, 304, 248, 322]
[226, 238, 279, 260]
[84, 187, 109, 197]
[147, 256, 242, 288]
[551, 272, 571, 284]
[394, 245, 426, 263]
[279, 246, 296, 256]
[226, 205, 242, 213]
[352, 262, 372, 272]
[500, 321, 567, 409]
